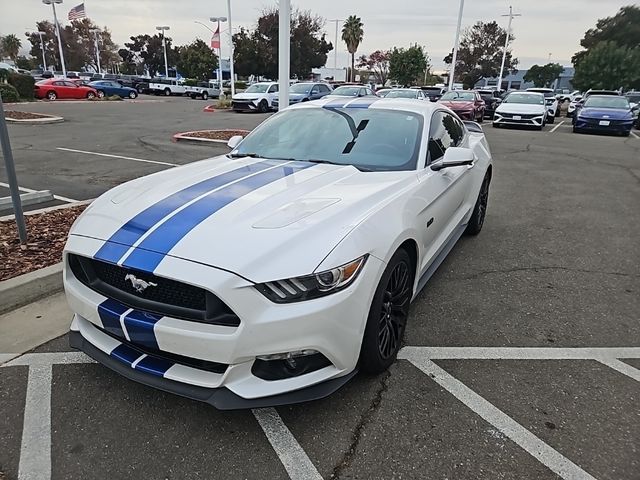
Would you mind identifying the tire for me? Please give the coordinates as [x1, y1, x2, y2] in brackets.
[96, 90, 105, 99]
[164, 88, 171, 96]
[548, 115, 555, 124]
[202, 92, 208, 100]
[128, 91, 137, 99]
[492, 122, 500, 128]
[476, 113, 483, 123]
[86, 91, 95, 100]
[464, 172, 490, 236]
[359, 249, 414, 374]
[258, 100, 269, 113]
[190, 94, 196, 99]
[47, 91, 57, 100]
[573, 126, 581, 134]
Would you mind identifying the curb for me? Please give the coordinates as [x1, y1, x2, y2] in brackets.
[203, 105, 216, 113]
[0, 198, 93, 222]
[0, 263, 63, 315]
[5, 115, 64, 124]
[172, 129, 249, 145]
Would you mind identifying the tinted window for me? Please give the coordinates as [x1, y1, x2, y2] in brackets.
[332, 86, 360, 96]
[311, 85, 320, 94]
[267, 84, 278, 93]
[319, 84, 331, 93]
[584, 96, 630, 109]
[53, 81, 64, 86]
[63, 81, 77, 87]
[427, 112, 464, 164]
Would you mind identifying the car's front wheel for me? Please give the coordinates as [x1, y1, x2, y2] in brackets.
[128, 91, 137, 99]
[359, 249, 414, 374]
[96, 90, 105, 99]
[258, 100, 269, 113]
[202, 92, 208, 100]
[86, 91, 95, 100]
[465, 172, 490, 235]
[47, 91, 57, 100]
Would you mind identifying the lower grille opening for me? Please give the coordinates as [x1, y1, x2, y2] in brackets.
[98, 325, 228, 374]
[252, 353, 332, 381]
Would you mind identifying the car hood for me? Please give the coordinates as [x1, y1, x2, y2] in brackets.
[438, 100, 474, 110]
[578, 107, 632, 119]
[496, 103, 545, 114]
[70, 157, 415, 282]
[232, 92, 261, 100]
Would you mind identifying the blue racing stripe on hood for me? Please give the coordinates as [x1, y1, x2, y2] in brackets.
[121, 162, 314, 272]
[94, 161, 274, 264]
[345, 97, 381, 108]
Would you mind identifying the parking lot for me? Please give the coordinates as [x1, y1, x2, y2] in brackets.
[1, 97, 639, 480]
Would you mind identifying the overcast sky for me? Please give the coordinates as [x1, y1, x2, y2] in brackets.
[0, 0, 633, 70]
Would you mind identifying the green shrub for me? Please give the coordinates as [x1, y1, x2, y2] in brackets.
[0, 83, 20, 103]
[8, 73, 35, 100]
[106, 95, 123, 101]
[0, 68, 9, 83]
[234, 81, 247, 90]
[217, 96, 231, 108]
[184, 78, 198, 87]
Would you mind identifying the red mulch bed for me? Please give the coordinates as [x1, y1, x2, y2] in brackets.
[0, 205, 87, 281]
[5, 110, 53, 120]
[183, 129, 250, 140]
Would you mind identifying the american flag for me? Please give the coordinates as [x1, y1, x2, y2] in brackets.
[210, 27, 220, 50]
[68, 3, 86, 20]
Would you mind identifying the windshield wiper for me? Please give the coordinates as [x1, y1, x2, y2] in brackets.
[303, 159, 373, 172]
[227, 153, 295, 161]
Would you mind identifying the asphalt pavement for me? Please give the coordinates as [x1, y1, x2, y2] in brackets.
[0, 98, 638, 480]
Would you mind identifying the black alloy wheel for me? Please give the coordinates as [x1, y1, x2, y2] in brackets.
[359, 249, 414, 373]
[465, 172, 490, 235]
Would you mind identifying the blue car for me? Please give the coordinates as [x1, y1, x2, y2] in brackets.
[573, 95, 634, 136]
[272, 82, 332, 109]
[88, 80, 139, 99]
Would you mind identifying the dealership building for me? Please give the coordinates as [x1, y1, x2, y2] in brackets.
[474, 66, 575, 91]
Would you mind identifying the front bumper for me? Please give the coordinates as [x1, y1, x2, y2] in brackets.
[63, 235, 384, 404]
[574, 117, 633, 133]
[493, 112, 545, 127]
[231, 100, 259, 111]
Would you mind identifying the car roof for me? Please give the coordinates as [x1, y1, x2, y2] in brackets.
[290, 96, 440, 115]
[507, 91, 543, 96]
[527, 88, 553, 92]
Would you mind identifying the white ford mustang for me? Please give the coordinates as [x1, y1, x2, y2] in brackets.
[64, 97, 493, 409]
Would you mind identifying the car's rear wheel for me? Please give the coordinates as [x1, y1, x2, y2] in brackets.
[96, 90, 105, 99]
[258, 100, 269, 113]
[547, 114, 555, 124]
[128, 91, 137, 99]
[492, 122, 500, 128]
[47, 91, 57, 100]
[202, 92, 208, 100]
[86, 91, 95, 99]
[359, 249, 414, 374]
[164, 88, 171, 96]
[464, 172, 490, 236]
[476, 112, 483, 123]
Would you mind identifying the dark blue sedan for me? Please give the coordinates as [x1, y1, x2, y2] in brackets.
[88, 80, 138, 99]
[573, 95, 634, 136]
[272, 82, 332, 109]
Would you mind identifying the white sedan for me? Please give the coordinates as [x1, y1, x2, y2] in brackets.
[493, 91, 547, 130]
[64, 97, 493, 409]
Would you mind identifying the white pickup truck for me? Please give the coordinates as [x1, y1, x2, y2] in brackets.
[184, 81, 221, 100]
[149, 78, 187, 96]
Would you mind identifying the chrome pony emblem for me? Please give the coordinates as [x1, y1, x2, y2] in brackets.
[125, 273, 158, 293]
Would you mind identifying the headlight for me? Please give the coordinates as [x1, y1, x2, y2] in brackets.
[256, 255, 368, 303]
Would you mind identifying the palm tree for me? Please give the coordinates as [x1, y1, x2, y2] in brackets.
[1, 34, 22, 61]
[341, 15, 364, 82]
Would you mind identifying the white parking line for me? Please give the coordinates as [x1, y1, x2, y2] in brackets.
[406, 357, 598, 480]
[550, 121, 565, 133]
[398, 346, 640, 360]
[596, 358, 640, 382]
[0, 182, 78, 203]
[56, 147, 177, 167]
[630, 131, 639, 139]
[253, 408, 323, 480]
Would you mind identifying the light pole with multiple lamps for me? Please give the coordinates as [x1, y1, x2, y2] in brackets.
[497, 6, 521, 91]
[35, 31, 47, 71]
[448, 0, 464, 90]
[210, 17, 227, 89]
[278, 0, 290, 110]
[42, 0, 66, 77]
[155, 26, 170, 77]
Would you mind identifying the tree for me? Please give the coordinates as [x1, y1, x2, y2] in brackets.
[123, 34, 176, 77]
[15, 55, 38, 70]
[232, 9, 331, 80]
[342, 15, 364, 82]
[572, 41, 640, 91]
[444, 21, 518, 89]
[389, 45, 428, 86]
[573, 5, 640, 66]
[176, 39, 218, 80]
[25, 21, 58, 70]
[523, 63, 564, 87]
[1, 34, 22, 61]
[357, 50, 390, 85]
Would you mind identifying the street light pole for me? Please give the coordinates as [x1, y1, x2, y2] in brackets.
[226, 0, 236, 97]
[36, 32, 47, 71]
[448, 0, 464, 90]
[330, 19, 343, 71]
[43, 0, 66, 77]
[156, 26, 170, 77]
[278, 0, 290, 111]
[497, 6, 521, 91]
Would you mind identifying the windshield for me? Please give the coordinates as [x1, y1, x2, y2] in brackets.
[332, 86, 360, 96]
[528, 90, 554, 98]
[291, 83, 313, 94]
[503, 93, 544, 105]
[584, 96, 630, 109]
[625, 94, 640, 104]
[245, 84, 270, 94]
[422, 87, 442, 93]
[441, 91, 475, 101]
[385, 90, 417, 99]
[230, 108, 423, 172]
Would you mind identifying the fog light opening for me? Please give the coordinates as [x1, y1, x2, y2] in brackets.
[253, 350, 332, 381]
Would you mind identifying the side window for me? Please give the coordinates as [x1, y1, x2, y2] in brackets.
[319, 84, 330, 93]
[427, 112, 462, 165]
[268, 85, 278, 93]
[311, 85, 320, 94]
[63, 81, 77, 87]
[53, 81, 64, 86]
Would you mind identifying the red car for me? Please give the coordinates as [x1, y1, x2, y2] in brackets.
[438, 90, 486, 122]
[34, 79, 98, 100]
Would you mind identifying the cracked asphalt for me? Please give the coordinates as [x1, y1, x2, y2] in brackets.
[1, 98, 639, 480]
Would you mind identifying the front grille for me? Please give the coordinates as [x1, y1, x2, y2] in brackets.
[69, 254, 240, 326]
[500, 113, 539, 120]
[98, 324, 228, 374]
